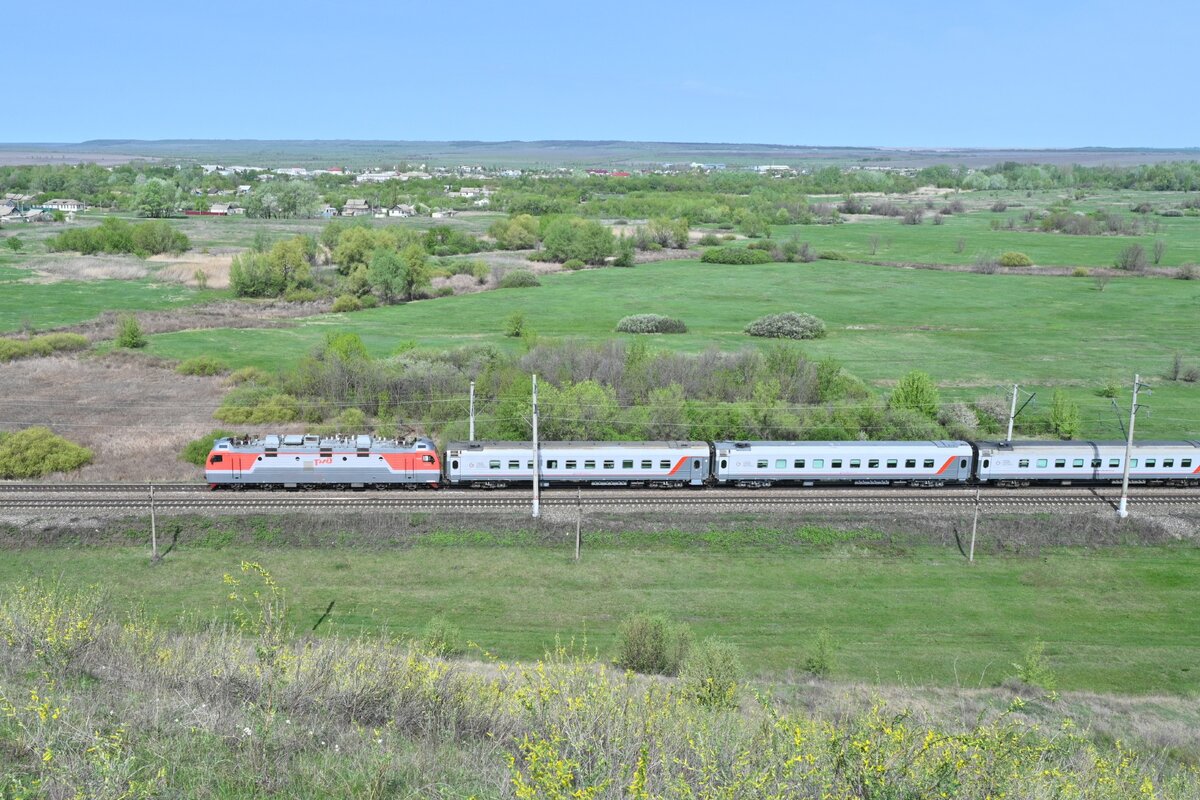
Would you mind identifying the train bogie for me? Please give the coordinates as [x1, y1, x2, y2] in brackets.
[712, 440, 974, 487]
[444, 441, 710, 487]
[205, 434, 441, 489]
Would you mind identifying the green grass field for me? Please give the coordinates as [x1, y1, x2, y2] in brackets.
[145, 257, 1200, 437]
[2, 536, 1197, 694]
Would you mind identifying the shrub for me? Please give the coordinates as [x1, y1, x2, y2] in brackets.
[4, 235, 24, 251]
[214, 388, 300, 424]
[744, 312, 826, 340]
[504, 311, 526, 337]
[444, 259, 489, 282]
[818, 250, 848, 261]
[283, 287, 321, 303]
[499, 270, 541, 288]
[900, 208, 923, 225]
[1072, 267, 1089, 277]
[180, 429, 237, 466]
[0, 427, 93, 478]
[359, 294, 378, 309]
[696, 233, 721, 246]
[615, 314, 688, 334]
[679, 637, 742, 708]
[990, 201, 1008, 212]
[562, 258, 585, 271]
[331, 294, 362, 313]
[721, 233, 736, 241]
[0, 333, 88, 363]
[115, 314, 146, 348]
[1012, 639, 1057, 690]
[227, 366, 268, 386]
[176, 355, 227, 376]
[1114, 244, 1148, 272]
[1049, 389, 1080, 439]
[615, 613, 693, 676]
[419, 615, 462, 657]
[433, 285, 455, 297]
[700, 247, 771, 265]
[889, 370, 940, 419]
[1179, 264, 1198, 280]
[804, 628, 838, 677]
[972, 255, 999, 274]
[998, 251, 1033, 267]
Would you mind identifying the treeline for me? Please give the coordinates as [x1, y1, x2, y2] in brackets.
[46, 218, 189, 256]
[212, 335, 1011, 444]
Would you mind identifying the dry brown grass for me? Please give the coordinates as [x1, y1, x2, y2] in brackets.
[50, 300, 327, 343]
[0, 354, 225, 481]
[26, 254, 152, 282]
[149, 251, 236, 289]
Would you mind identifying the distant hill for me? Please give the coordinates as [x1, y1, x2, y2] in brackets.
[0, 139, 1197, 169]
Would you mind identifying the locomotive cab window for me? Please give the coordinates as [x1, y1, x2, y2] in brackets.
[209, 454, 223, 464]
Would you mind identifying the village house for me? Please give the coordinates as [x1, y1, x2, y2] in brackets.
[388, 204, 416, 217]
[342, 199, 372, 217]
[42, 199, 86, 212]
[430, 209, 457, 219]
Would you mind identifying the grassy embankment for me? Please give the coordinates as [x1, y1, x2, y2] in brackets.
[2, 531, 1198, 695]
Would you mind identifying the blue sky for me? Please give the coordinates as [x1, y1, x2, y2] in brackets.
[8, 0, 1197, 147]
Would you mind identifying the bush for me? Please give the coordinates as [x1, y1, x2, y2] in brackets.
[419, 615, 463, 657]
[0, 427, 93, 478]
[1072, 267, 1089, 277]
[433, 285, 455, 297]
[1012, 640, 1056, 691]
[115, 315, 146, 348]
[176, 355, 227, 376]
[998, 251, 1033, 267]
[804, 628, 838, 677]
[214, 388, 300, 424]
[615, 613, 692, 676]
[499, 270, 541, 288]
[744, 312, 826, 340]
[180, 429, 237, 466]
[0, 333, 88, 363]
[1177, 264, 1198, 280]
[696, 233, 721, 246]
[615, 314, 688, 334]
[283, 287, 321, 303]
[331, 294, 362, 313]
[818, 250, 848, 261]
[700, 247, 771, 265]
[679, 637, 742, 708]
[359, 294, 378, 309]
[990, 201, 1008, 212]
[46, 217, 189, 256]
[227, 366, 268, 386]
[504, 311, 526, 337]
[900, 208, 923, 225]
[562, 258, 585, 271]
[1115, 244, 1148, 272]
[889, 370, 940, 419]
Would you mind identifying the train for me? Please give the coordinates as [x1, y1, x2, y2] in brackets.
[204, 434, 1200, 490]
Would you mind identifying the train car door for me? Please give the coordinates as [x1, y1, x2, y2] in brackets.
[405, 455, 416, 482]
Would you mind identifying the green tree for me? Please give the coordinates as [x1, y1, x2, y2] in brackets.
[366, 246, 406, 303]
[398, 243, 431, 300]
[1049, 390, 1081, 439]
[3, 236, 22, 252]
[323, 331, 369, 362]
[134, 178, 177, 218]
[332, 226, 376, 274]
[267, 236, 314, 290]
[116, 314, 147, 348]
[889, 370, 940, 419]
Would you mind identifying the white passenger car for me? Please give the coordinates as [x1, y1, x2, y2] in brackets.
[711, 440, 974, 487]
[975, 440, 1200, 485]
[444, 441, 711, 487]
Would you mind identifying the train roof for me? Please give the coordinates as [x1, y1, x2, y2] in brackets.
[451, 441, 710, 448]
[214, 434, 436, 449]
[713, 440, 970, 449]
[975, 439, 1200, 449]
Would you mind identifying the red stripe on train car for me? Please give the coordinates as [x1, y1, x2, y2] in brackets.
[667, 457, 688, 476]
[935, 456, 958, 475]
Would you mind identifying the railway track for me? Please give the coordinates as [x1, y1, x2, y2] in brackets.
[0, 483, 1196, 512]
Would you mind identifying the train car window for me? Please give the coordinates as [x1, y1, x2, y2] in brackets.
[527, 461, 534, 470]
[451, 460, 459, 469]
[1037, 459, 1048, 468]
[1145, 459, 1156, 468]
[775, 459, 787, 469]
[603, 460, 615, 469]
[693, 459, 700, 469]
[1091, 459, 1102, 468]
[1163, 459, 1174, 468]
[794, 459, 805, 469]
[295, 457, 300, 461]
[265, 452, 276, 458]
[641, 460, 652, 469]
[585, 460, 596, 469]
[342, 456, 347, 461]
[887, 460, 897, 468]
[905, 459, 916, 468]
[623, 460, 634, 469]
[1054, 459, 1066, 468]
[720, 459, 727, 469]
[960, 459, 968, 468]
[257, 456, 263, 461]
[659, 460, 671, 469]
[566, 460, 577, 469]
[508, 460, 520, 469]
[757, 460, 768, 469]
[1130, 459, 1138, 467]
[1182, 459, 1192, 468]
[547, 460, 558, 469]
[1109, 459, 1120, 468]
[982, 459, 990, 468]
[813, 459, 824, 468]
[922, 459, 934, 469]
[489, 460, 501, 470]
[831, 460, 843, 469]
[1072, 459, 1084, 468]
[210, 454, 223, 464]
[868, 460, 879, 469]
[1018, 459, 1029, 468]
[849, 459, 860, 469]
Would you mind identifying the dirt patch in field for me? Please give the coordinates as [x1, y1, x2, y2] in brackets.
[150, 251, 238, 289]
[0, 355, 226, 482]
[50, 300, 329, 342]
